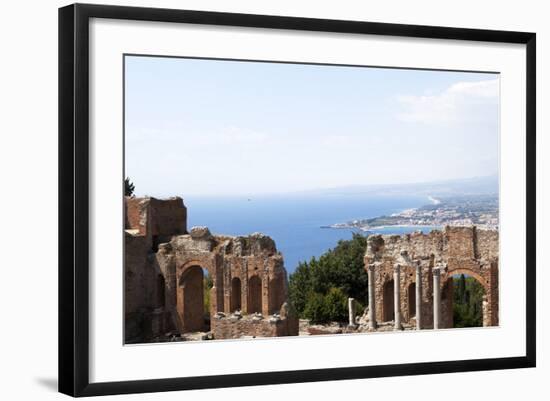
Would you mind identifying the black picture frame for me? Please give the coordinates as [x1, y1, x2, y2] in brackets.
[58, 3, 536, 397]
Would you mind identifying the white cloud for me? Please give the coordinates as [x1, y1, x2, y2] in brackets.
[396, 79, 499, 124]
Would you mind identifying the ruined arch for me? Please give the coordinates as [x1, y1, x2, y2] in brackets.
[248, 275, 262, 314]
[364, 227, 499, 331]
[180, 259, 215, 279]
[443, 269, 487, 328]
[447, 268, 489, 292]
[177, 265, 205, 333]
[124, 197, 298, 341]
[383, 279, 394, 322]
[268, 274, 283, 315]
[231, 277, 242, 312]
[178, 258, 223, 314]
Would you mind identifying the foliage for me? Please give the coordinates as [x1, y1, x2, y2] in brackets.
[289, 233, 369, 323]
[303, 287, 349, 324]
[203, 271, 213, 315]
[288, 261, 311, 316]
[453, 274, 484, 327]
[354, 299, 365, 316]
[125, 177, 135, 197]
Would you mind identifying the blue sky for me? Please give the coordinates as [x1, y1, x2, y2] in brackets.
[125, 55, 499, 197]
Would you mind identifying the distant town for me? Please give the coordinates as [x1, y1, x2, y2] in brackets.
[325, 194, 499, 231]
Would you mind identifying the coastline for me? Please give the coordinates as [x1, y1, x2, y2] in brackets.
[325, 195, 436, 231]
[362, 224, 442, 231]
[323, 193, 499, 232]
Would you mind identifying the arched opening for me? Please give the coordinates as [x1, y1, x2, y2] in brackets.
[450, 273, 485, 328]
[151, 235, 160, 253]
[383, 280, 394, 322]
[179, 266, 205, 333]
[268, 275, 283, 315]
[248, 275, 263, 314]
[407, 282, 416, 321]
[156, 274, 165, 308]
[231, 277, 242, 312]
[215, 269, 224, 313]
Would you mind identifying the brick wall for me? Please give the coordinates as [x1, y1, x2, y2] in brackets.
[211, 314, 298, 339]
[365, 226, 499, 329]
[125, 198, 297, 342]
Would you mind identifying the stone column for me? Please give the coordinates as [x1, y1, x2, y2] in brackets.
[367, 264, 377, 330]
[223, 262, 231, 313]
[433, 267, 441, 330]
[262, 272, 270, 317]
[348, 298, 357, 328]
[415, 263, 422, 330]
[393, 264, 402, 330]
[241, 259, 248, 313]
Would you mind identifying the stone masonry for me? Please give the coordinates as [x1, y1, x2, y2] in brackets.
[124, 196, 298, 343]
[363, 226, 498, 330]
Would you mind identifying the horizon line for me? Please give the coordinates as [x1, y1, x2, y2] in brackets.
[130, 173, 499, 199]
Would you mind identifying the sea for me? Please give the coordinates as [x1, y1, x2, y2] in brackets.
[185, 194, 440, 274]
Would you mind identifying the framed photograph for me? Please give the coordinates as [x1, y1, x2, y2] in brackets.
[58, 3, 536, 397]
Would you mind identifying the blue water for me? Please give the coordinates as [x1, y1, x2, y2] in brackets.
[185, 194, 439, 273]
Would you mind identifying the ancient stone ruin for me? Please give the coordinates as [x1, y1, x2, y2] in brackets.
[362, 227, 499, 331]
[125, 196, 499, 342]
[125, 196, 298, 343]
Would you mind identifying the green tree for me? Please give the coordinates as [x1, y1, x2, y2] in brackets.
[203, 272, 213, 315]
[453, 275, 484, 327]
[289, 233, 369, 323]
[457, 274, 466, 303]
[323, 287, 349, 323]
[302, 287, 349, 324]
[288, 261, 311, 316]
[125, 177, 135, 197]
[302, 291, 328, 324]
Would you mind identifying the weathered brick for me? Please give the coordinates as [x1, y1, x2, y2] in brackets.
[364, 226, 498, 329]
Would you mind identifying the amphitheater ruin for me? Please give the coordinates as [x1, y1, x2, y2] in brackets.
[362, 227, 499, 331]
[124, 196, 298, 343]
[124, 196, 498, 343]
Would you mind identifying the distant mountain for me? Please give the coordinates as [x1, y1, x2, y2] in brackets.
[296, 175, 499, 198]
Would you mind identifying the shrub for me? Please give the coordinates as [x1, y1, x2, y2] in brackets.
[303, 287, 350, 324]
[303, 291, 328, 324]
